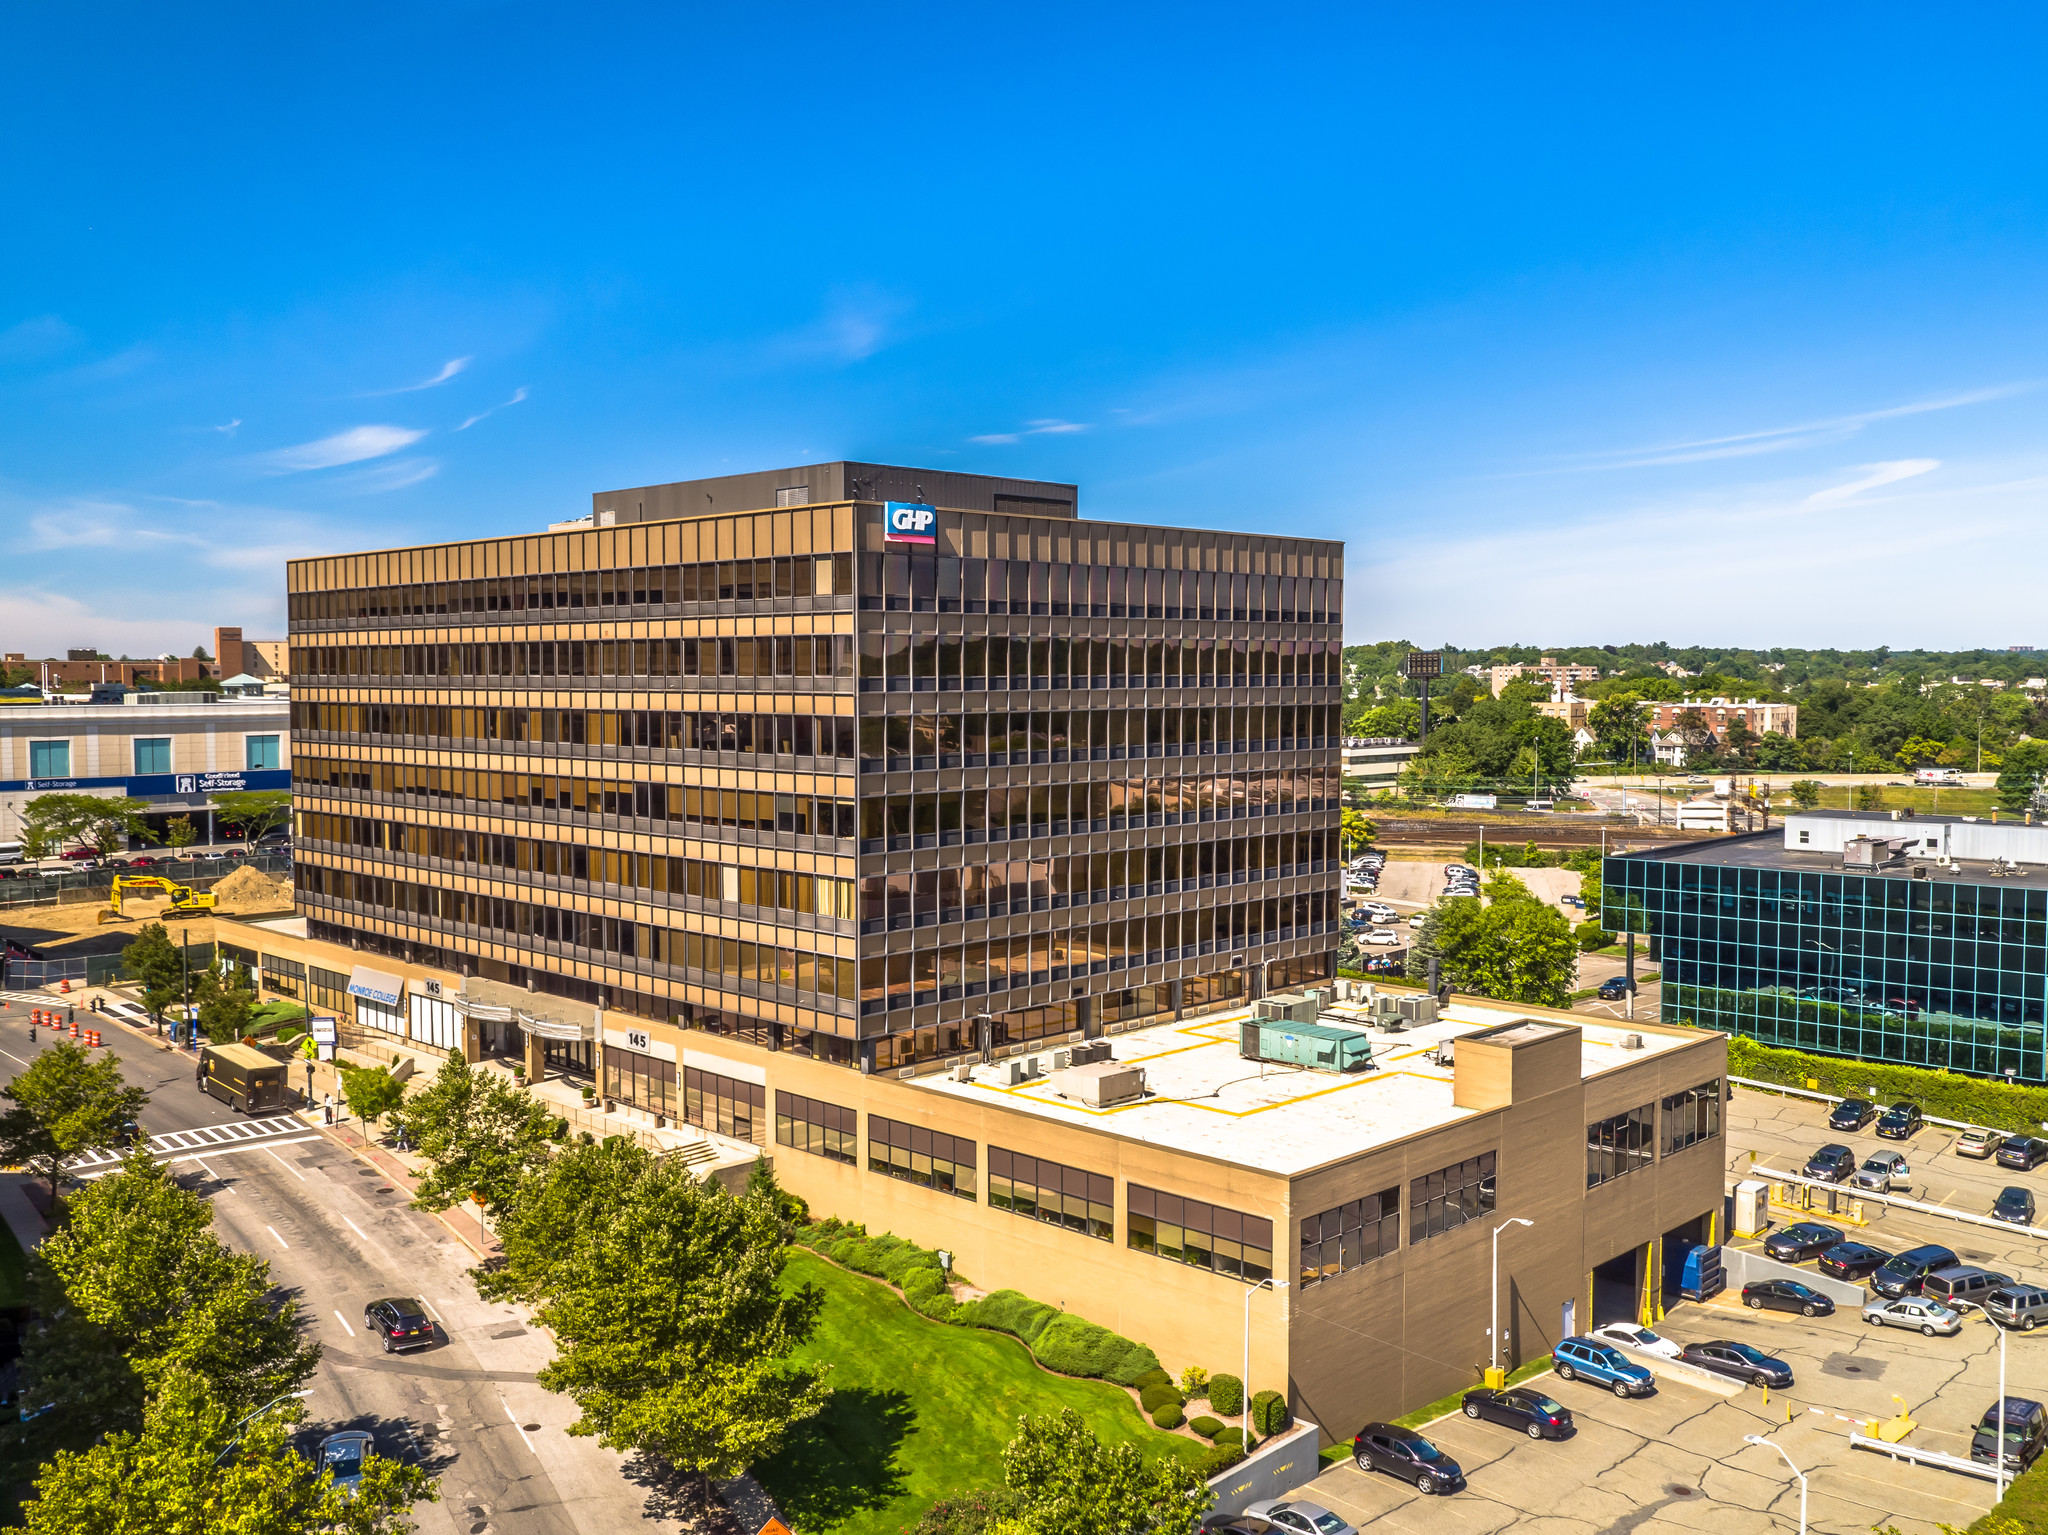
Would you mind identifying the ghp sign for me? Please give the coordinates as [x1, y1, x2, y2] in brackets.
[884, 501, 938, 544]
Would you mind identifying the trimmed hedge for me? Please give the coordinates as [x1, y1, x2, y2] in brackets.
[1189, 1415, 1224, 1440]
[1967, 1450, 2048, 1533]
[1193, 1442, 1245, 1477]
[1134, 1368, 1173, 1391]
[1151, 1402, 1186, 1430]
[971, 1288, 1060, 1345]
[1209, 1373, 1244, 1417]
[1213, 1426, 1245, 1448]
[1251, 1389, 1290, 1436]
[1729, 1036, 2048, 1135]
[1139, 1383, 1183, 1414]
[1036, 1312, 1163, 1386]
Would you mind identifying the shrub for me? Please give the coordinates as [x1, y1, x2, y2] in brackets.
[1212, 1426, 1244, 1448]
[1151, 1402, 1185, 1430]
[1728, 1037, 2048, 1135]
[905, 1489, 1025, 1535]
[1251, 1389, 1290, 1436]
[1139, 1382, 1183, 1414]
[1037, 1312, 1149, 1380]
[1133, 1368, 1174, 1392]
[1102, 1341, 1163, 1387]
[910, 1287, 958, 1323]
[1193, 1441, 1245, 1477]
[975, 1289, 1061, 1346]
[1190, 1415, 1224, 1440]
[903, 1266, 945, 1302]
[1179, 1364, 1210, 1399]
[1208, 1373, 1244, 1417]
[1575, 921, 1613, 952]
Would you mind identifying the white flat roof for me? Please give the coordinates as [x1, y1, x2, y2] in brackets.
[908, 997, 1701, 1176]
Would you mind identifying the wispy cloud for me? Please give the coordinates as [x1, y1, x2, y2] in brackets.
[1804, 458, 1940, 507]
[212, 418, 241, 435]
[259, 424, 427, 472]
[970, 418, 1090, 446]
[363, 356, 472, 395]
[1546, 384, 2032, 473]
[333, 457, 439, 493]
[0, 315, 79, 363]
[457, 385, 530, 431]
[769, 288, 909, 366]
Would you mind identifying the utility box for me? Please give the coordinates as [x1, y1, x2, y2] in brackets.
[1255, 993, 1320, 1025]
[1050, 1061, 1148, 1107]
[1397, 995, 1438, 1025]
[1240, 1020, 1374, 1073]
[1733, 1178, 1767, 1237]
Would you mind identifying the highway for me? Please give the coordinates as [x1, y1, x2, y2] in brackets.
[0, 997, 682, 1535]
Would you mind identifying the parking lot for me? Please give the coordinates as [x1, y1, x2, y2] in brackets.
[1287, 1081, 2048, 1534]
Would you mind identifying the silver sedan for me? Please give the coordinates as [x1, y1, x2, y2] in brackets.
[1244, 1502, 1357, 1535]
[1862, 1296, 1962, 1336]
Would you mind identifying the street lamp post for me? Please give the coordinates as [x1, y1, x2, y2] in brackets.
[1952, 1299, 2010, 1500]
[1490, 1218, 1534, 1386]
[214, 1389, 314, 1465]
[1743, 1434, 1807, 1535]
[1242, 1277, 1288, 1444]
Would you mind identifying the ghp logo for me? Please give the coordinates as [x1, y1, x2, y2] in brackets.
[884, 501, 938, 544]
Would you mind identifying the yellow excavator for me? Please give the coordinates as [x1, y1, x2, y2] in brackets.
[97, 875, 218, 924]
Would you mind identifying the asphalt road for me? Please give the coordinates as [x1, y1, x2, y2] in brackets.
[0, 994, 681, 1535]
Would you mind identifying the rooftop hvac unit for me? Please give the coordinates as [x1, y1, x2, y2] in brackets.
[1052, 1049, 1072, 1070]
[953, 1063, 973, 1082]
[1050, 1061, 1148, 1107]
[1240, 1020, 1374, 1073]
[1004, 1061, 1024, 1086]
[1397, 995, 1438, 1024]
[1023, 1055, 1043, 1079]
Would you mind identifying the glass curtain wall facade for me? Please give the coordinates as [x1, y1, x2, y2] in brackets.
[286, 484, 1343, 1071]
[1605, 853, 2048, 1081]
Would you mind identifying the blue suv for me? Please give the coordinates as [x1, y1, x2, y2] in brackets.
[1554, 1337, 1656, 1398]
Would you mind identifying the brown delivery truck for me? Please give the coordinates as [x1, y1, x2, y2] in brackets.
[199, 1043, 288, 1113]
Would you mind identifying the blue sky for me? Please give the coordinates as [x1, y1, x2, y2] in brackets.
[5, 4, 2048, 655]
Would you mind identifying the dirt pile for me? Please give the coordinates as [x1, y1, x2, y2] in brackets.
[210, 864, 291, 910]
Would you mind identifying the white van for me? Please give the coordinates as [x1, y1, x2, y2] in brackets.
[1914, 767, 1963, 786]
[0, 842, 20, 866]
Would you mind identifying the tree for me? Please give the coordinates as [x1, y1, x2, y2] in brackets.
[1896, 735, 1948, 770]
[1854, 784, 1888, 811]
[18, 792, 155, 859]
[211, 789, 291, 842]
[1587, 696, 1649, 771]
[0, 1042, 149, 1205]
[192, 646, 213, 661]
[1000, 1407, 1207, 1535]
[122, 922, 184, 1034]
[1405, 873, 1577, 1006]
[526, 1154, 829, 1479]
[1755, 732, 1808, 771]
[20, 1156, 321, 1458]
[338, 1064, 406, 1139]
[162, 814, 198, 851]
[189, 967, 256, 1044]
[1720, 718, 1759, 770]
[480, 1136, 660, 1307]
[24, 1366, 433, 1535]
[1339, 807, 1376, 851]
[1788, 779, 1824, 810]
[1673, 708, 1717, 767]
[404, 1054, 559, 1218]
[1995, 742, 2048, 812]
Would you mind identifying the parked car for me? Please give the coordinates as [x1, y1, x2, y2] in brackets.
[1359, 903, 1397, 923]
[1201, 1517, 1277, 1535]
[1743, 1280, 1835, 1318]
[1958, 1127, 2007, 1160]
[1994, 1187, 2038, 1226]
[1560, 894, 1585, 909]
[1924, 1266, 2013, 1311]
[1817, 1242, 1894, 1281]
[1971, 1399, 2048, 1473]
[1443, 865, 1476, 879]
[1350, 1424, 1465, 1495]
[1596, 976, 1634, 1001]
[1828, 1098, 1877, 1131]
[1587, 1322, 1682, 1359]
[1762, 1221, 1845, 1263]
[1678, 1340, 1793, 1388]
[1241, 1501, 1355, 1535]
[1461, 1386, 1575, 1440]
[362, 1297, 436, 1354]
[1875, 1102, 1924, 1139]
[57, 847, 101, 862]
[1853, 1151, 1912, 1193]
[1408, 914, 1427, 929]
[1998, 1137, 2048, 1172]
[1863, 1296, 1963, 1336]
[1361, 928, 1401, 946]
[1872, 1244, 1962, 1299]
[1802, 1145, 1857, 1183]
[1553, 1337, 1655, 1397]
[318, 1430, 374, 1497]
[1986, 1284, 2048, 1332]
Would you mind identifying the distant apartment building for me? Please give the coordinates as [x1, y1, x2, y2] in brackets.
[1644, 698, 1797, 740]
[2, 622, 287, 689]
[1488, 656, 1602, 696]
[1536, 696, 1590, 731]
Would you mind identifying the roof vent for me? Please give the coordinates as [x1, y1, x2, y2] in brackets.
[1622, 1033, 1645, 1050]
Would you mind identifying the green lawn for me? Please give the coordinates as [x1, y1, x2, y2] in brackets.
[754, 1249, 1209, 1535]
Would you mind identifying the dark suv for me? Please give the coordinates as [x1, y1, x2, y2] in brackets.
[1971, 1399, 2048, 1473]
[1998, 1137, 2048, 1172]
[1875, 1102, 1923, 1139]
[1871, 1243, 1961, 1299]
[1802, 1145, 1857, 1183]
[363, 1297, 436, 1354]
[1351, 1424, 1465, 1495]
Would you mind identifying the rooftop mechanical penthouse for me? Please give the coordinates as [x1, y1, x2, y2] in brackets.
[285, 463, 1346, 1078]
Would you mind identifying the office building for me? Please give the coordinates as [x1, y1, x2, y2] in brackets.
[1340, 737, 1421, 796]
[285, 464, 1347, 1081]
[1605, 810, 2048, 1080]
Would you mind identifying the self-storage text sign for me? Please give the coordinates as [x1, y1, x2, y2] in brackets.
[884, 501, 937, 544]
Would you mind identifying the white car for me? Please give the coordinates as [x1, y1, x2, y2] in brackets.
[1408, 913, 1427, 929]
[1588, 1322, 1682, 1360]
[1361, 927, 1401, 946]
[1359, 902, 1397, 923]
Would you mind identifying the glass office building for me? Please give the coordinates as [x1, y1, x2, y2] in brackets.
[1605, 833, 2048, 1081]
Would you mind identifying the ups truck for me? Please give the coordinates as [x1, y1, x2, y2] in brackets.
[199, 1043, 288, 1113]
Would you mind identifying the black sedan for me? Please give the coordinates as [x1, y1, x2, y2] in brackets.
[1461, 1386, 1575, 1440]
[1351, 1424, 1465, 1495]
[1818, 1241, 1893, 1280]
[1679, 1340, 1793, 1388]
[1876, 1102, 1924, 1139]
[1829, 1098, 1877, 1131]
[1998, 1138, 2048, 1172]
[1994, 1187, 2038, 1226]
[1743, 1280, 1836, 1318]
[1802, 1145, 1857, 1183]
[1596, 976, 1633, 1001]
[1763, 1221, 1845, 1263]
[363, 1296, 436, 1353]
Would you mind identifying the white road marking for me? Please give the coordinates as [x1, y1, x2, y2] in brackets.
[333, 1310, 355, 1337]
[0, 1050, 26, 1067]
[343, 1216, 367, 1240]
[502, 1397, 538, 1454]
[265, 1146, 307, 1182]
[420, 1297, 444, 1322]
[265, 1225, 288, 1249]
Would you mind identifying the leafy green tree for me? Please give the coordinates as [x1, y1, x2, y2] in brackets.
[210, 789, 291, 844]
[338, 1064, 406, 1139]
[405, 1053, 559, 1217]
[1000, 1407, 1207, 1535]
[1586, 696, 1649, 771]
[1895, 734, 1949, 770]
[1339, 806, 1376, 852]
[1721, 718, 1759, 769]
[18, 792, 155, 859]
[0, 1041, 149, 1205]
[24, 1366, 433, 1535]
[525, 1154, 829, 1479]
[21, 1156, 320, 1459]
[1854, 784, 1889, 811]
[1405, 874, 1577, 1006]
[1788, 779, 1824, 810]
[121, 922, 184, 1033]
[190, 967, 256, 1044]
[1673, 708, 1717, 767]
[162, 814, 199, 851]
[1756, 732, 1808, 771]
[478, 1135, 652, 1306]
[1996, 742, 2048, 812]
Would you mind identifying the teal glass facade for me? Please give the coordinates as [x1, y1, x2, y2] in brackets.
[1604, 853, 2048, 1081]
